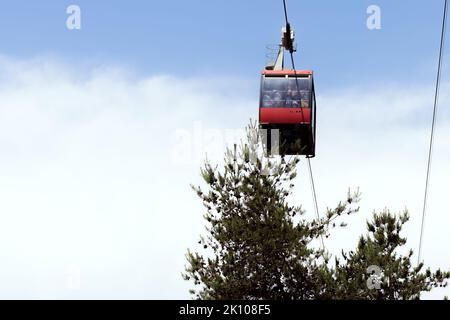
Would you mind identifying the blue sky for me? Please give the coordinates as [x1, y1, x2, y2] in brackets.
[0, 1, 449, 299]
[0, 0, 446, 90]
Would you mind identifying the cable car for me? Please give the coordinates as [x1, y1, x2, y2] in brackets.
[259, 25, 316, 157]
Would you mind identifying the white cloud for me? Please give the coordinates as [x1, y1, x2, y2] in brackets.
[0, 55, 449, 299]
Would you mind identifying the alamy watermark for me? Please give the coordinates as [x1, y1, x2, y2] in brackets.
[66, 5, 81, 30]
[366, 265, 383, 290]
[65, 264, 81, 291]
[170, 122, 279, 175]
[367, 5, 382, 30]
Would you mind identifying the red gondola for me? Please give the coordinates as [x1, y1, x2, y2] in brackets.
[259, 26, 316, 157]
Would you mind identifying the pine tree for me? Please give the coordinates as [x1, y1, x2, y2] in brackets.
[184, 122, 449, 299]
[332, 210, 450, 299]
[183, 123, 359, 299]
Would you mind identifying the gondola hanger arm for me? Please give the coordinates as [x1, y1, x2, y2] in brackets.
[271, 24, 297, 71]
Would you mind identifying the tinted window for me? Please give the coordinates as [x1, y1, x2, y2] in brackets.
[261, 78, 286, 108]
[261, 77, 310, 108]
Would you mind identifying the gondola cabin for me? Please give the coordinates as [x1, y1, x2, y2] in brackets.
[259, 69, 316, 157]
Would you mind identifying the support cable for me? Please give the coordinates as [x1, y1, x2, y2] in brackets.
[283, 0, 324, 250]
[418, 0, 448, 265]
